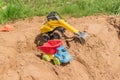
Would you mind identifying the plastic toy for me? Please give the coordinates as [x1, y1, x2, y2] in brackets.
[37, 40, 73, 65]
[34, 11, 88, 46]
[53, 57, 61, 65]
[38, 39, 62, 54]
[55, 46, 73, 63]
[0, 25, 14, 32]
[42, 54, 61, 65]
[42, 54, 55, 61]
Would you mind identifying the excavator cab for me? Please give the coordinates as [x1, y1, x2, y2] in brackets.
[47, 12, 60, 21]
[34, 11, 88, 47]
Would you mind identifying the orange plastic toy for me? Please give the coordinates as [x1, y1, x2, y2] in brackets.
[38, 40, 62, 54]
[0, 25, 14, 32]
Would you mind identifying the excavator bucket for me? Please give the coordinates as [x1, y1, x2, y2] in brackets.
[75, 31, 88, 45]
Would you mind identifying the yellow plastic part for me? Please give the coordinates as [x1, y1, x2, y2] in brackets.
[48, 54, 54, 59]
[43, 53, 54, 59]
[40, 19, 79, 34]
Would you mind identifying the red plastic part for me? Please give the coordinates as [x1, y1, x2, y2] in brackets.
[38, 39, 62, 54]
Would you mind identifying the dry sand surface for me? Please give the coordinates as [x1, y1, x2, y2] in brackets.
[0, 15, 120, 80]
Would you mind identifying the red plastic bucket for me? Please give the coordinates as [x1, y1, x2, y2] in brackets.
[38, 39, 62, 54]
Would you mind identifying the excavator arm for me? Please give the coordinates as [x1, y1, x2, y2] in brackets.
[40, 19, 79, 34]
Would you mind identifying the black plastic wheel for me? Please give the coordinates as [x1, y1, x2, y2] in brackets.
[42, 34, 50, 42]
[34, 33, 50, 46]
[52, 30, 62, 39]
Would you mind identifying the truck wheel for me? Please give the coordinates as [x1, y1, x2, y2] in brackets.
[42, 54, 51, 61]
[53, 57, 61, 65]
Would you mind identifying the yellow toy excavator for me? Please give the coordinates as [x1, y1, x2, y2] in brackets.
[34, 11, 88, 47]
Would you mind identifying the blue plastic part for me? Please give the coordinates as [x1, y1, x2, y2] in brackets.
[55, 46, 73, 63]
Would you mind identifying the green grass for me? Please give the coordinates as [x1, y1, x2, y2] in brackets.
[0, 0, 120, 24]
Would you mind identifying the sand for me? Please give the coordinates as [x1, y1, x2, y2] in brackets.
[0, 15, 120, 80]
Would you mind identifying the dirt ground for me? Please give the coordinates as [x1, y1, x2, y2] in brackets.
[0, 15, 120, 80]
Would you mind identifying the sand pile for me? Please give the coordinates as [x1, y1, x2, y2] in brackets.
[0, 15, 120, 80]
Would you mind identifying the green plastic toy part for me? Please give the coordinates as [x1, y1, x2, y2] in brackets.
[42, 54, 51, 61]
[53, 57, 61, 65]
